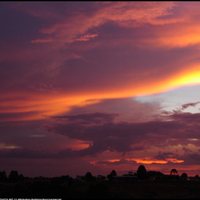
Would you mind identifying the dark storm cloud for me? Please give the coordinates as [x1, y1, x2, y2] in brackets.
[43, 112, 190, 157]
[170, 112, 200, 124]
[2, 100, 200, 160]
[154, 152, 175, 160]
[0, 146, 79, 159]
[51, 112, 118, 125]
[152, 142, 200, 166]
[183, 153, 200, 165]
[40, 102, 200, 159]
[0, 148, 52, 159]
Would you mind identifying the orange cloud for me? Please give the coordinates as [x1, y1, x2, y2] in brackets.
[166, 158, 184, 163]
[28, 2, 176, 44]
[1, 63, 200, 122]
[0, 91, 102, 122]
[95, 2, 175, 26]
[0, 143, 21, 150]
[142, 23, 200, 48]
[106, 159, 121, 162]
[62, 139, 91, 151]
[91, 157, 184, 166]
[127, 158, 168, 164]
[74, 34, 98, 42]
[162, 64, 200, 92]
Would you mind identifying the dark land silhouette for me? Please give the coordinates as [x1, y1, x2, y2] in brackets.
[1, 165, 200, 199]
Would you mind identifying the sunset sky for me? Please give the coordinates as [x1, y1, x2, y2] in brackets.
[2, 1, 200, 178]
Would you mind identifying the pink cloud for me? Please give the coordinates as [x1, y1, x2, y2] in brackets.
[31, 38, 54, 43]
[74, 34, 98, 42]
[181, 102, 200, 110]
[14, 2, 176, 44]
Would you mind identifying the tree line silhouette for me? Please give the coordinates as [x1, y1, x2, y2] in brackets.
[0, 165, 199, 183]
[1, 165, 200, 199]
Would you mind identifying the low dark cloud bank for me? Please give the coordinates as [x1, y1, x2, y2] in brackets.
[1, 102, 200, 167]
[43, 108, 200, 157]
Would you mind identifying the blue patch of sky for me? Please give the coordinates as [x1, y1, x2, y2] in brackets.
[134, 84, 200, 113]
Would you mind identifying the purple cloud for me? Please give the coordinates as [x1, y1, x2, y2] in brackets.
[51, 112, 118, 125]
[42, 109, 200, 157]
[181, 102, 200, 110]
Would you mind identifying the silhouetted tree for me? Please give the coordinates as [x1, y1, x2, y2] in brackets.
[110, 170, 117, 177]
[85, 172, 95, 182]
[137, 165, 147, 180]
[9, 170, 19, 182]
[107, 170, 117, 181]
[181, 172, 187, 178]
[0, 171, 7, 182]
[170, 168, 178, 175]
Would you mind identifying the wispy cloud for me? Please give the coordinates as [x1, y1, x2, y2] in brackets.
[181, 102, 200, 110]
